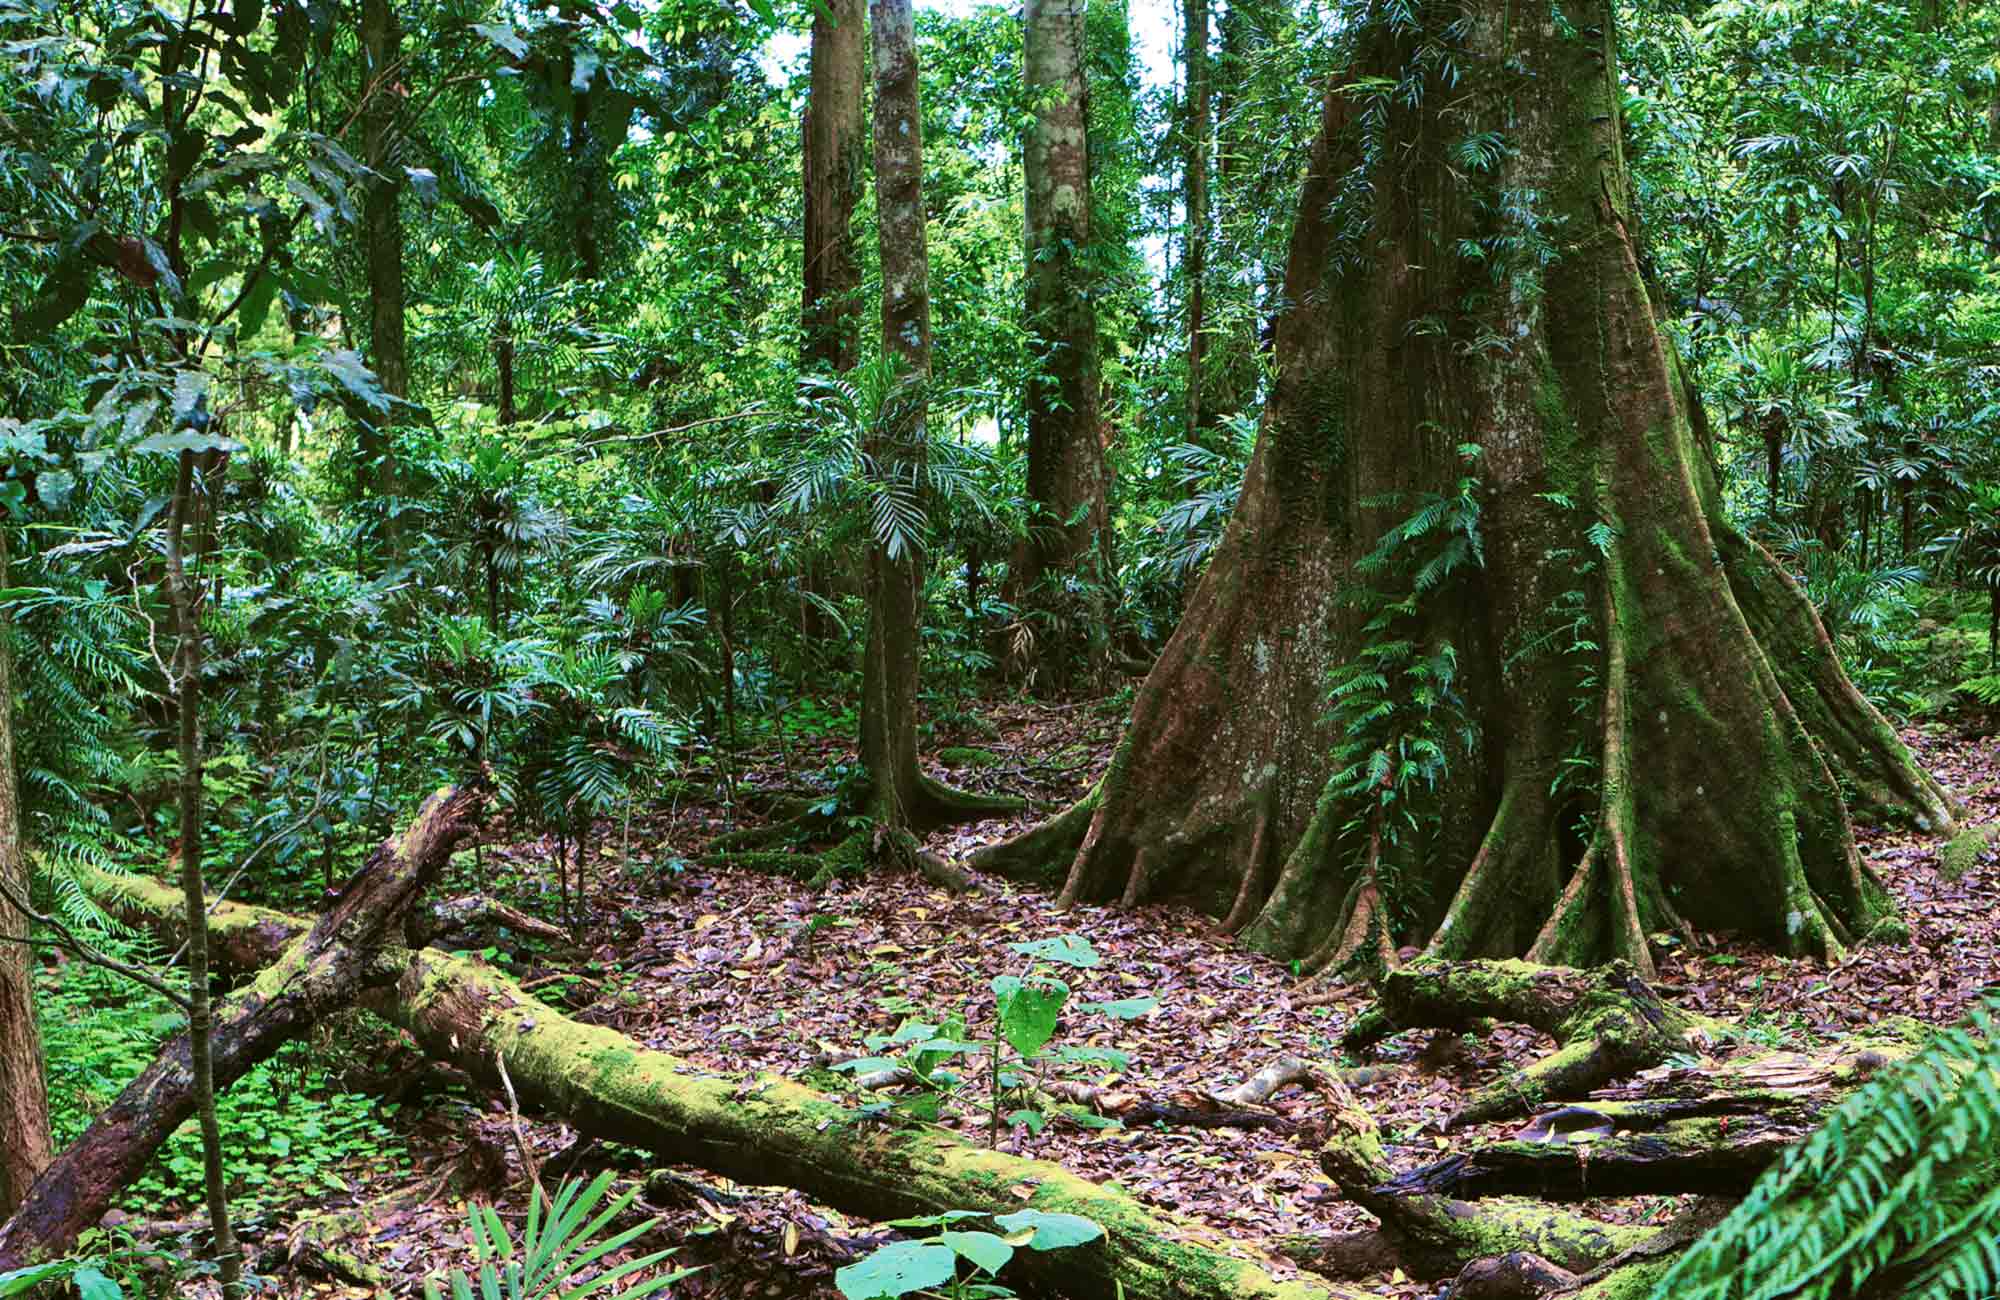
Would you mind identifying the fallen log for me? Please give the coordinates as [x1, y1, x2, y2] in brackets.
[1312, 1064, 1650, 1280]
[0, 786, 485, 1269]
[1378, 1031, 1924, 1202]
[1344, 958, 1725, 1127]
[81, 868, 1365, 1300]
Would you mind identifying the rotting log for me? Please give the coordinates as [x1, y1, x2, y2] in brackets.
[81, 870, 1364, 1300]
[1378, 1032, 1923, 1203]
[1344, 958, 1725, 1127]
[1312, 1063, 1650, 1280]
[0, 787, 485, 1269]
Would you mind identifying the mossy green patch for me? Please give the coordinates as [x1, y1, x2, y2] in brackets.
[937, 746, 1006, 768]
[1940, 823, 1993, 881]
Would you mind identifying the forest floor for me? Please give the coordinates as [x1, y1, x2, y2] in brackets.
[76, 699, 2000, 1298]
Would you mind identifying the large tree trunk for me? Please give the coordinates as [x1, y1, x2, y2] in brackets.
[359, 0, 405, 503]
[802, 0, 865, 375]
[0, 525, 51, 1217]
[1009, 0, 1113, 686]
[78, 869, 1365, 1300]
[979, 0, 1952, 974]
[0, 788, 484, 1270]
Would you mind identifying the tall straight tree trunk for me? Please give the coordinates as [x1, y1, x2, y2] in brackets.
[0, 525, 51, 1217]
[979, 0, 1953, 977]
[165, 451, 244, 1297]
[802, 0, 866, 375]
[569, 64, 600, 282]
[799, 0, 866, 646]
[1180, 0, 1210, 441]
[862, 0, 936, 828]
[1010, 0, 1112, 683]
[859, 0, 1009, 832]
[360, 0, 406, 504]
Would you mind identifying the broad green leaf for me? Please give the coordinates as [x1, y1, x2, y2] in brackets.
[834, 1240, 956, 1300]
[0, 1263, 70, 1297]
[1009, 934, 1101, 968]
[71, 1266, 123, 1300]
[238, 272, 278, 338]
[134, 430, 243, 456]
[1078, 997, 1157, 1020]
[322, 349, 389, 412]
[991, 1210, 1105, 1252]
[474, 21, 527, 57]
[882, 1211, 985, 1229]
[939, 1231, 1014, 1275]
[992, 974, 1067, 1059]
[19, 255, 91, 342]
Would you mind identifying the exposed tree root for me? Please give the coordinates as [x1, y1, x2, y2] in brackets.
[0, 787, 485, 1269]
[701, 826, 976, 893]
[80, 870, 1366, 1300]
[966, 782, 1100, 885]
[1342, 958, 1725, 1128]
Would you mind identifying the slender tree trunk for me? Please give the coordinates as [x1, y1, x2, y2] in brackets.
[861, 0, 936, 829]
[802, 0, 866, 375]
[360, 0, 406, 506]
[495, 317, 516, 427]
[569, 59, 600, 282]
[0, 524, 51, 1217]
[854, 0, 1015, 835]
[800, 0, 866, 646]
[980, 0, 1952, 973]
[1180, 0, 1210, 441]
[165, 450, 244, 1298]
[1010, 0, 1112, 685]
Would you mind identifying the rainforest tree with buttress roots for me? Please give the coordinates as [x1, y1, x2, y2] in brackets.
[975, 0, 1955, 980]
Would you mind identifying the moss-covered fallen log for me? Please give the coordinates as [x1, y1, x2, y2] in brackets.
[0, 787, 484, 1270]
[1378, 1030, 1924, 1202]
[82, 868, 1363, 1300]
[1310, 1060, 1651, 1279]
[1344, 958, 1726, 1127]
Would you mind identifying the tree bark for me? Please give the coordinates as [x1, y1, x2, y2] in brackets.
[0, 524, 51, 1217]
[360, 0, 406, 507]
[859, 0, 1012, 833]
[984, 0, 1953, 969]
[802, 0, 866, 375]
[1180, 0, 1210, 440]
[0, 788, 484, 1271]
[78, 869, 1363, 1300]
[1009, 0, 1113, 688]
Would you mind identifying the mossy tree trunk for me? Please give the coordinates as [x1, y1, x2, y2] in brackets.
[0, 524, 51, 1217]
[1009, 0, 1113, 687]
[985, 0, 1953, 974]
